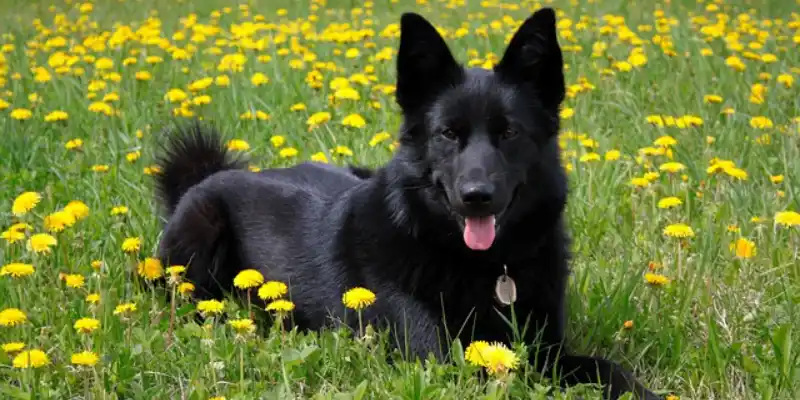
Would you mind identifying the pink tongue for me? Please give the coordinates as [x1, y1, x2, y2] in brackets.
[464, 216, 496, 250]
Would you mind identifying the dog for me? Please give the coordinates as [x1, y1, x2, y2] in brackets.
[154, 8, 661, 400]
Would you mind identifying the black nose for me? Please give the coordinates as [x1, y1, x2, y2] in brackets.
[460, 182, 494, 207]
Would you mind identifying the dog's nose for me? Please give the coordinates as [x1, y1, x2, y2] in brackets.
[460, 182, 494, 207]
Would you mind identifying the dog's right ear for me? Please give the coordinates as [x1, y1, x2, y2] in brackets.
[395, 13, 462, 114]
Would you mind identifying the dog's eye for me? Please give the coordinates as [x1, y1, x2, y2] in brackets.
[440, 128, 457, 141]
[502, 128, 518, 139]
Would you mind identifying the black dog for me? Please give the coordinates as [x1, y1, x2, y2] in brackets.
[154, 8, 660, 400]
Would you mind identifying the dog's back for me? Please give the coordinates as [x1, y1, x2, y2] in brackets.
[154, 123, 366, 303]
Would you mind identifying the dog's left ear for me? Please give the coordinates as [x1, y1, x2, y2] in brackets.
[494, 8, 565, 111]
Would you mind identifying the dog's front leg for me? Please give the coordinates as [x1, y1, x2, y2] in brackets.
[546, 352, 662, 400]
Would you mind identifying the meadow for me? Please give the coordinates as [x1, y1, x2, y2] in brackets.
[1, 0, 799, 399]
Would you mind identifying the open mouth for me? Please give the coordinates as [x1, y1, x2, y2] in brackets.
[437, 183, 518, 251]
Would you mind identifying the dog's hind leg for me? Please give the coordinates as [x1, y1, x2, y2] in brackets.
[157, 184, 240, 301]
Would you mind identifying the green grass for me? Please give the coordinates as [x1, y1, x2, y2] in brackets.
[1, 0, 799, 399]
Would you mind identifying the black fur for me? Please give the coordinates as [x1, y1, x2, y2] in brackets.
[154, 9, 661, 400]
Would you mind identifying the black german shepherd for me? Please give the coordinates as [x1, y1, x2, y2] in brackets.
[154, 8, 660, 400]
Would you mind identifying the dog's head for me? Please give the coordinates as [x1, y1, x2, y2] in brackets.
[392, 8, 566, 251]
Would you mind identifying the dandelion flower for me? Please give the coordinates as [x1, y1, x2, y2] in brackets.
[113, 303, 137, 317]
[659, 162, 686, 173]
[1, 263, 35, 278]
[749, 116, 773, 129]
[111, 206, 129, 216]
[122, 237, 141, 253]
[2, 342, 25, 353]
[64, 200, 90, 220]
[657, 197, 683, 209]
[137, 258, 164, 281]
[197, 300, 225, 316]
[63, 274, 85, 288]
[1, 229, 26, 244]
[12, 349, 49, 368]
[730, 238, 756, 259]
[464, 341, 519, 375]
[27, 233, 57, 254]
[279, 147, 299, 158]
[265, 299, 295, 314]
[12, 192, 41, 216]
[71, 350, 99, 366]
[663, 223, 695, 238]
[644, 273, 670, 286]
[86, 293, 100, 304]
[341, 113, 366, 128]
[258, 281, 288, 300]
[306, 111, 332, 127]
[369, 132, 392, 147]
[44, 210, 77, 232]
[227, 139, 250, 151]
[0, 308, 27, 327]
[166, 265, 186, 276]
[10, 108, 33, 120]
[774, 211, 800, 227]
[178, 282, 195, 296]
[233, 269, 264, 289]
[270, 135, 286, 148]
[465, 340, 491, 366]
[342, 287, 376, 310]
[228, 318, 256, 335]
[74, 317, 100, 334]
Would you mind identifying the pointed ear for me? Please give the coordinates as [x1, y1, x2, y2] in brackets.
[494, 8, 565, 111]
[395, 12, 462, 113]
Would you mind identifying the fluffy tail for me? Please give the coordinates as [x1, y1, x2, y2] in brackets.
[155, 122, 247, 215]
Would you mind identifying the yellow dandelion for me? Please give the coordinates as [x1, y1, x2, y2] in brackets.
[659, 162, 686, 173]
[228, 318, 256, 335]
[342, 113, 366, 128]
[749, 116, 773, 129]
[12, 349, 49, 369]
[10, 108, 33, 121]
[113, 302, 137, 316]
[27, 233, 57, 254]
[166, 265, 186, 276]
[233, 269, 264, 289]
[227, 139, 250, 151]
[342, 287, 376, 310]
[265, 299, 295, 314]
[774, 211, 800, 227]
[2, 342, 25, 353]
[64, 200, 90, 220]
[63, 273, 85, 288]
[111, 205, 129, 216]
[44, 210, 76, 232]
[73, 317, 100, 334]
[178, 282, 195, 296]
[121, 237, 141, 253]
[663, 223, 695, 238]
[644, 273, 670, 286]
[197, 299, 225, 316]
[86, 293, 100, 304]
[464, 341, 519, 375]
[270, 135, 286, 148]
[71, 350, 99, 366]
[12, 191, 41, 216]
[258, 281, 288, 300]
[0, 308, 27, 327]
[280, 147, 299, 158]
[1, 262, 35, 278]
[730, 238, 756, 259]
[137, 258, 164, 281]
[657, 197, 683, 209]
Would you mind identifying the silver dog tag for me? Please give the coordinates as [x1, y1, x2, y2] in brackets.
[494, 273, 517, 306]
